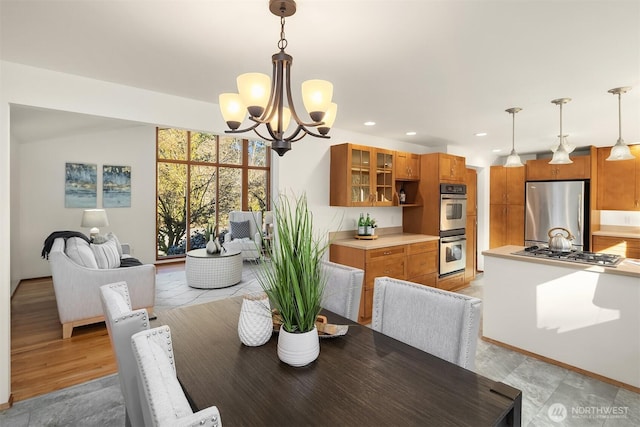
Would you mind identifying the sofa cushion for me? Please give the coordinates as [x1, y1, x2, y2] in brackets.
[91, 239, 121, 269]
[230, 220, 251, 239]
[65, 237, 99, 269]
[93, 232, 124, 257]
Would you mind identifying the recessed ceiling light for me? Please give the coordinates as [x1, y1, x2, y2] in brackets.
[406, 131, 417, 136]
[364, 121, 376, 126]
[492, 149, 502, 153]
[475, 132, 488, 137]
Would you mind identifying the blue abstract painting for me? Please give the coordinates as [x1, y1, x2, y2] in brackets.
[103, 165, 131, 208]
[65, 162, 97, 208]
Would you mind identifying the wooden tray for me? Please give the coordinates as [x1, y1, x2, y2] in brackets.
[354, 234, 379, 240]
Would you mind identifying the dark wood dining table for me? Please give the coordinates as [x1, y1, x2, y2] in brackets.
[157, 297, 521, 426]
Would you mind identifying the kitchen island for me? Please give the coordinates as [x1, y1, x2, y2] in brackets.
[482, 246, 640, 391]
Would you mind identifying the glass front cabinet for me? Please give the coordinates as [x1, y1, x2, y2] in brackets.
[330, 143, 395, 207]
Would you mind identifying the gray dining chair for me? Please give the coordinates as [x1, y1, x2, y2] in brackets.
[372, 277, 482, 370]
[320, 260, 364, 322]
[99, 281, 149, 427]
[131, 326, 222, 427]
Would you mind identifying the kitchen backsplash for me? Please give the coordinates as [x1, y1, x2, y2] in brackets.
[600, 210, 640, 227]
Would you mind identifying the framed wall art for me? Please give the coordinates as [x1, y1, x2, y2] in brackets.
[65, 162, 97, 208]
[103, 165, 131, 208]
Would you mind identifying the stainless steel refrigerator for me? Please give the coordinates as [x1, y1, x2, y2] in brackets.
[525, 180, 589, 250]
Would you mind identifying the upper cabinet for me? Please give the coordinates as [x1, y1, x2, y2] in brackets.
[395, 151, 420, 180]
[490, 166, 525, 206]
[330, 143, 395, 207]
[596, 144, 640, 210]
[526, 155, 590, 181]
[438, 154, 466, 182]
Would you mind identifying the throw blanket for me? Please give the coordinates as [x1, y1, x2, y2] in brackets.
[41, 231, 90, 259]
[120, 257, 143, 267]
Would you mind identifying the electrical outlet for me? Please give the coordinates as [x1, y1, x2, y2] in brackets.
[624, 215, 631, 225]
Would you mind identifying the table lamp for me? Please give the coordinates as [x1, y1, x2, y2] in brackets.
[81, 209, 109, 240]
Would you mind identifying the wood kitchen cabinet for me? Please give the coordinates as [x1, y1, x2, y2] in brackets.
[596, 144, 640, 210]
[330, 239, 438, 324]
[593, 235, 640, 259]
[465, 168, 477, 282]
[395, 151, 420, 180]
[330, 143, 395, 207]
[525, 155, 591, 181]
[489, 166, 525, 248]
[439, 154, 466, 183]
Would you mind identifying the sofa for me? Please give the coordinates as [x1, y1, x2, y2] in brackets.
[48, 236, 156, 338]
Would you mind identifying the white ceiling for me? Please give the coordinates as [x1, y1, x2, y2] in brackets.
[2, 0, 639, 155]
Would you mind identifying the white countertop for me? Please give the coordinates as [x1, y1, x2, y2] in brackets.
[483, 245, 640, 278]
[592, 225, 640, 239]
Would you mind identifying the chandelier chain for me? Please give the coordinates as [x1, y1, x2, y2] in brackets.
[278, 16, 288, 50]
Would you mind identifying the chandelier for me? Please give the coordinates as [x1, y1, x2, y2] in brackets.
[606, 86, 635, 161]
[218, 0, 337, 157]
[549, 98, 573, 165]
[504, 107, 524, 168]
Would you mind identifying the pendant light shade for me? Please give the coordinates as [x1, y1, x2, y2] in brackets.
[606, 86, 635, 161]
[549, 98, 573, 165]
[504, 107, 524, 168]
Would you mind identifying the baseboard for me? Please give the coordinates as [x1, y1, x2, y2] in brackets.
[0, 393, 14, 410]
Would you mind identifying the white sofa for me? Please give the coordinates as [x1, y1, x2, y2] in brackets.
[49, 237, 156, 339]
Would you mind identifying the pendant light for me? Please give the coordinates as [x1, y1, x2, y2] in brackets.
[504, 107, 524, 168]
[218, 0, 336, 157]
[606, 86, 635, 161]
[549, 98, 573, 164]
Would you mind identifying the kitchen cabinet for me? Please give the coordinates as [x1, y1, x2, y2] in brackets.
[489, 166, 525, 248]
[437, 272, 465, 291]
[525, 155, 590, 181]
[490, 205, 524, 248]
[439, 154, 466, 183]
[330, 143, 395, 207]
[465, 168, 477, 282]
[490, 166, 525, 205]
[596, 145, 640, 210]
[593, 235, 640, 259]
[395, 151, 420, 180]
[330, 237, 438, 323]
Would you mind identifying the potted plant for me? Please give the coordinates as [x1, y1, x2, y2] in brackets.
[256, 192, 329, 367]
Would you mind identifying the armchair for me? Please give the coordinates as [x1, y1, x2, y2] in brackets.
[223, 211, 262, 260]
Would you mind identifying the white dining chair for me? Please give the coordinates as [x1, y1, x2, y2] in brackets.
[131, 326, 222, 427]
[99, 281, 149, 427]
[320, 260, 364, 322]
[372, 277, 482, 370]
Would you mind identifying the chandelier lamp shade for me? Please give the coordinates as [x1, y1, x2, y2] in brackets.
[606, 86, 635, 161]
[504, 107, 524, 168]
[549, 98, 573, 165]
[218, 0, 337, 157]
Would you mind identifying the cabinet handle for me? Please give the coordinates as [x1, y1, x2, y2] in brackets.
[383, 251, 391, 255]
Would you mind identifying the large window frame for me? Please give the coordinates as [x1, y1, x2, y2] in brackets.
[156, 128, 271, 260]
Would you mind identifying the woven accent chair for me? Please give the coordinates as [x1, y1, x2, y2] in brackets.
[223, 211, 262, 260]
[372, 277, 482, 370]
[131, 326, 222, 427]
[320, 261, 364, 322]
[100, 282, 149, 427]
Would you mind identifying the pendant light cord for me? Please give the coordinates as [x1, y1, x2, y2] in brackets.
[278, 16, 288, 50]
[617, 92, 623, 142]
[511, 111, 516, 150]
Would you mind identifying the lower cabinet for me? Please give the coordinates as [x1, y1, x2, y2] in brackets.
[437, 273, 465, 291]
[330, 239, 438, 324]
[593, 235, 640, 259]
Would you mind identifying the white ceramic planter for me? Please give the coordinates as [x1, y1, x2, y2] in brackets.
[237, 294, 272, 346]
[277, 326, 320, 367]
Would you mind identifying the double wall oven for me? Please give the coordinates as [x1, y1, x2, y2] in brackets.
[439, 184, 467, 276]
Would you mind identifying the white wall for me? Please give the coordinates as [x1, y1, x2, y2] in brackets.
[18, 125, 157, 280]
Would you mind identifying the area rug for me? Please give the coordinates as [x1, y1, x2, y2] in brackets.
[154, 261, 264, 311]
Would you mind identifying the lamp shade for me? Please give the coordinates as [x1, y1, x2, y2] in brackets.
[219, 93, 246, 130]
[318, 102, 338, 136]
[269, 107, 292, 133]
[504, 150, 524, 168]
[301, 79, 333, 122]
[81, 209, 109, 228]
[237, 72, 271, 118]
[606, 140, 635, 161]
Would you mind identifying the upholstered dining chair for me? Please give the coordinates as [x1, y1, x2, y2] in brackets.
[371, 277, 482, 370]
[320, 261, 364, 322]
[99, 281, 149, 427]
[223, 210, 262, 260]
[131, 326, 222, 427]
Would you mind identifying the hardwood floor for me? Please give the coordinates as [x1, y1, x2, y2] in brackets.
[10, 263, 182, 403]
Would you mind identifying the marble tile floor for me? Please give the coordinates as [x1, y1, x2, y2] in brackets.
[2, 272, 638, 426]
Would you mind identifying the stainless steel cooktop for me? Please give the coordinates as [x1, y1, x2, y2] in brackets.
[513, 247, 623, 267]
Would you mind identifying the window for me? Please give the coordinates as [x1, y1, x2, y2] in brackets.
[156, 129, 270, 259]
